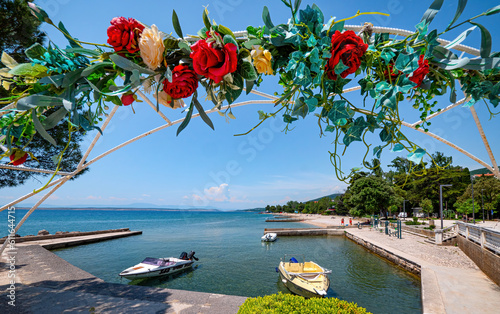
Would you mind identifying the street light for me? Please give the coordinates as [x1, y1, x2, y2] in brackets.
[440, 184, 452, 229]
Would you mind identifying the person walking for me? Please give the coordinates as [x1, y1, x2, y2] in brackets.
[341, 218, 344, 225]
[349, 218, 352, 226]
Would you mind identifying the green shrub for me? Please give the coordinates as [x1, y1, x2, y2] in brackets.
[237, 292, 371, 314]
[404, 221, 421, 225]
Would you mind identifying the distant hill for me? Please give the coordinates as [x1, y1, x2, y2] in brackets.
[307, 193, 343, 202]
[237, 207, 266, 212]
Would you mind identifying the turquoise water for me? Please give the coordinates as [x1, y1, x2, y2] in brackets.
[4, 210, 421, 313]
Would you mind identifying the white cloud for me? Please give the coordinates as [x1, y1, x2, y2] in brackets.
[86, 195, 102, 200]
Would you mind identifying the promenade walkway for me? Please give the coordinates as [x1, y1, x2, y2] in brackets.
[345, 228, 500, 314]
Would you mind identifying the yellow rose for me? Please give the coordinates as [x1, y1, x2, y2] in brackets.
[139, 25, 165, 70]
[251, 45, 273, 75]
[156, 91, 185, 109]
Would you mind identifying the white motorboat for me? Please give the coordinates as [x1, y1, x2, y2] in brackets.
[119, 251, 198, 280]
[261, 232, 277, 242]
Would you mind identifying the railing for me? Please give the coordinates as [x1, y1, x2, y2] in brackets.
[457, 222, 500, 256]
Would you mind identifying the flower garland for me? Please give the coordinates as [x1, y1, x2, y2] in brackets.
[1, 1, 499, 183]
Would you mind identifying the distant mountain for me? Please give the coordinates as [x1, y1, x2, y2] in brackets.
[307, 193, 343, 202]
[15, 202, 220, 211]
[236, 207, 266, 212]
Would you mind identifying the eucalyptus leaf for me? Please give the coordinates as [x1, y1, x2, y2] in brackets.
[42, 107, 68, 130]
[219, 25, 236, 39]
[38, 74, 65, 88]
[202, 8, 211, 30]
[245, 79, 255, 95]
[109, 54, 155, 75]
[446, 0, 467, 30]
[262, 6, 275, 30]
[420, 0, 444, 25]
[193, 95, 215, 130]
[65, 47, 101, 57]
[24, 43, 47, 61]
[62, 68, 84, 88]
[17, 95, 73, 111]
[176, 102, 194, 136]
[485, 4, 500, 15]
[444, 26, 476, 50]
[470, 22, 492, 58]
[58, 21, 80, 48]
[32, 110, 57, 146]
[172, 10, 184, 38]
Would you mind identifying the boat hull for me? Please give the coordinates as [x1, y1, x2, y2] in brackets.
[119, 259, 194, 280]
[278, 261, 330, 298]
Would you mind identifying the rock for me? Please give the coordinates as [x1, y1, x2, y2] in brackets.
[37, 229, 49, 236]
[55, 231, 63, 235]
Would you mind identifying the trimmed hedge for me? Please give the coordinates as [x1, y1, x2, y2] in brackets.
[237, 293, 371, 314]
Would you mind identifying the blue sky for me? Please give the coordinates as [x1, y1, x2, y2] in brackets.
[1, 0, 499, 209]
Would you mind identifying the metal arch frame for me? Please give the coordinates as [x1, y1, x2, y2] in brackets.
[0, 26, 498, 254]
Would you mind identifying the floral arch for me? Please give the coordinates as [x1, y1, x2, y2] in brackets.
[1, 1, 499, 253]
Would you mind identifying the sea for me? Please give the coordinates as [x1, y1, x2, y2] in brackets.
[2, 209, 422, 313]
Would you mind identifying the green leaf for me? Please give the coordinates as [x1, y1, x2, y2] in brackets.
[81, 61, 113, 77]
[470, 22, 492, 58]
[86, 78, 132, 96]
[38, 74, 65, 88]
[62, 68, 84, 88]
[219, 25, 236, 39]
[292, 97, 308, 118]
[164, 36, 179, 49]
[109, 54, 155, 75]
[446, 0, 467, 30]
[420, 0, 444, 25]
[225, 73, 243, 104]
[64, 48, 101, 57]
[202, 8, 211, 30]
[294, 0, 302, 12]
[24, 43, 47, 61]
[433, 57, 470, 70]
[42, 107, 68, 130]
[32, 110, 57, 146]
[327, 100, 350, 125]
[262, 6, 275, 30]
[462, 57, 500, 70]
[193, 95, 215, 130]
[444, 26, 476, 50]
[172, 10, 184, 38]
[17, 95, 73, 111]
[58, 21, 80, 49]
[343, 125, 363, 146]
[407, 148, 426, 164]
[9, 63, 48, 77]
[178, 41, 192, 53]
[1, 52, 19, 69]
[485, 4, 500, 15]
[391, 143, 405, 152]
[245, 79, 255, 95]
[373, 146, 382, 158]
[176, 102, 194, 136]
[239, 61, 258, 81]
[223, 35, 238, 53]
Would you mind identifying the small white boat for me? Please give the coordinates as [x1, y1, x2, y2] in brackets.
[119, 251, 198, 280]
[261, 232, 277, 242]
[278, 255, 331, 298]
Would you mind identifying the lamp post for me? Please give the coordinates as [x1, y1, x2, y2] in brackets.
[482, 189, 485, 223]
[440, 184, 452, 229]
[471, 175, 475, 224]
[403, 200, 408, 220]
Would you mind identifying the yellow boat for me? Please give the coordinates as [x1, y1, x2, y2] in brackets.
[278, 255, 331, 298]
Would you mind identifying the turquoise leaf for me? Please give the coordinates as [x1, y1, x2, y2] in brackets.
[373, 146, 382, 158]
[343, 125, 364, 146]
[407, 148, 426, 164]
[391, 143, 405, 152]
[325, 125, 335, 132]
[327, 100, 350, 125]
[334, 59, 349, 75]
[307, 35, 317, 47]
[304, 97, 318, 112]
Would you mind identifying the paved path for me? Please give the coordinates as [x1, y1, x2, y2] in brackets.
[0, 245, 246, 313]
[346, 228, 500, 314]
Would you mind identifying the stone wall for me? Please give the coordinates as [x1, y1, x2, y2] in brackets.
[402, 225, 435, 237]
[457, 234, 500, 286]
[345, 232, 421, 275]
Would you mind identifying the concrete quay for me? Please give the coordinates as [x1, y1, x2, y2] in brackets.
[1, 245, 246, 313]
[345, 228, 500, 314]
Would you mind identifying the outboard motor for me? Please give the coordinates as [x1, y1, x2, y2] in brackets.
[187, 251, 199, 261]
[179, 252, 188, 260]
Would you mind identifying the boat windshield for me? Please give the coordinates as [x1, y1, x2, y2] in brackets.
[141, 257, 164, 266]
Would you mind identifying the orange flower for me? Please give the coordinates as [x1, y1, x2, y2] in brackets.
[251, 45, 273, 75]
[139, 25, 165, 70]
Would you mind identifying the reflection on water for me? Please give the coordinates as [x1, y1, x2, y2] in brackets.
[34, 210, 420, 314]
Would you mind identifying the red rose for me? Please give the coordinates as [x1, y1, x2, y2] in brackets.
[107, 17, 145, 53]
[121, 92, 135, 106]
[384, 64, 401, 83]
[163, 65, 199, 99]
[325, 30, 368, 80]
[190, 38, 237, 83]
[409, 55, 429, 87]
[10, 151, 28, 166]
